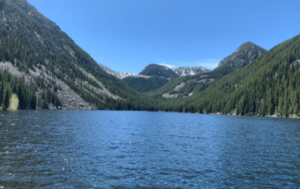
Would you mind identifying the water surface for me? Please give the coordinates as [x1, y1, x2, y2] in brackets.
[0, 110, 300, 188]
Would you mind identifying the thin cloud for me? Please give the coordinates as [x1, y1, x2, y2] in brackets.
[158, 63, 177, 69]
[197, 59, 221, 70]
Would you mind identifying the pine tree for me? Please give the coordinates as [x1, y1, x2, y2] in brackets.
[3, 87, 10, 109]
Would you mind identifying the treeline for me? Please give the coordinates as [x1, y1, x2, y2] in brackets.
[169, 34, 300, 117]
[123, 76, 169, 92]
[0, 70, 63, 110]
[0, 70, 36, 109]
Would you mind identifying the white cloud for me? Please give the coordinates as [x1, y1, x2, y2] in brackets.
[197, 59, 221, 70]
[158, 62, 177, 69]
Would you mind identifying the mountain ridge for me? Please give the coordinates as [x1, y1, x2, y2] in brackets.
[139, 64, 179, 79]
[178, 35, 300, 117]
[99, 63, 211, 79]
[145, 41, 267, 99]
[172, 66, 210, 76]
[0, 0, 155, 110]
[122, 64, 178, 92]
[217, 42, 267, 69]
[98, 63, 135, 79]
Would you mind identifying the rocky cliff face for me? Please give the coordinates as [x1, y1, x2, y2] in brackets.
[116, 72, 135, 79]
[0, 61, 96, 110]
[217, 42, 267, 69]
[98, 63, 135, 79]
[172, 66, 210, 76]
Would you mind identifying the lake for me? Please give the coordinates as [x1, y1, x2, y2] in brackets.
[0, 110, 299, 188]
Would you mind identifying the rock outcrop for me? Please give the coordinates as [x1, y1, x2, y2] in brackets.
[172, 66, 210, 76]
[217, 42, 267, 69]
[98, 63, 135, 79]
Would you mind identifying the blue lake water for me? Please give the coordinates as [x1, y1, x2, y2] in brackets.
[0, 110, 300, 188]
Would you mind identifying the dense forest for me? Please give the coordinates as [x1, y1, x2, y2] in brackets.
[0, 0, 161, 110]
[145, 42, 267, 99]
[160, 35, 300, 117]
[123, 76, 169, 93]
[0, 70, 63, 110]
[122, 64, 179, 92]
[0, 70, 35, 110]
[139, 64, 179, 79]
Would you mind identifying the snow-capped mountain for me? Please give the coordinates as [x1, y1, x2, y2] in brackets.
[172, 66, 210, 76]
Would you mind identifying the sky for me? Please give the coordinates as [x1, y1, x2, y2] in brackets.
[28, 0, 300, 74]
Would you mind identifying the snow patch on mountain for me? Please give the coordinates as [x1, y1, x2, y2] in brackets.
[98, 63, 135, 79]
[172, 66, 210, 76]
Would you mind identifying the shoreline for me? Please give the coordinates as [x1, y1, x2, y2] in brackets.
[2, 109, 300, 119]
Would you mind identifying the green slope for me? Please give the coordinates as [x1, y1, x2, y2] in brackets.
[0, 0, 158, 110]
[122, 64, 179, 92]
[0, 70, 37, 110]
[216, 42, 267, 75]
[122, 76, 169, 93]
[146, 42, 267, 99]
[179, 34, 300, 117]
[139, 64, 179, 79]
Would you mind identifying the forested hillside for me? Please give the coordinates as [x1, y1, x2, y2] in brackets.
[146, 42, 267, 99]
[174, 35, 300, 118]
[123, 64, 179, 92]
[123, 76, 169, 93]
[215, 42, 267, 76]
[139, 64, 179, 79]
[0, 70, 37, 110]
[0, 0, 158, 110]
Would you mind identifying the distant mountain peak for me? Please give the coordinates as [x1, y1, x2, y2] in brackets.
[217, 42, 267, 69]
[235, 41, 264, 53]
[139, 64, 179, 79]
[172, 66, 210, 76]
[98, 63, 135, 79]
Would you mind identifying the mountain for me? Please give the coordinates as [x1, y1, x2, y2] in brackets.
[122, 64, 179, 92]
[145, 42, 267, 99]
[176, 34, 300, 118]
[217, 42, 267, 68]
[122, 76, 169, 93]
[0, 0, 156, 110]
[98, 63, 135, 79]
[172, 66, 210, 76]
[139, 64, 179, 79]
[101, 64, 210, 79]
[124, 42, 266, 95]
[215, 42, 267, 76]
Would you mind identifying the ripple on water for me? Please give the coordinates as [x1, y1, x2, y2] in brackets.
[108, 146, 119, 150]
[0, 111, 299, 188]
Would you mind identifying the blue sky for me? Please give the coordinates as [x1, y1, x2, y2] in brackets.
[28, 0, 300, 74]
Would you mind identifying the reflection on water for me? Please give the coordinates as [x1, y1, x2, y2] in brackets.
[0, 110, 300, 188]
